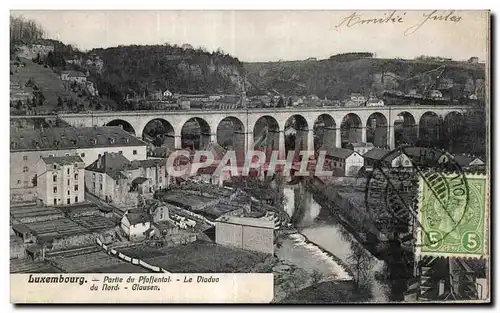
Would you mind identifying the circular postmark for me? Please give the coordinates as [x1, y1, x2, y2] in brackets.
[364, 145, 470, 250]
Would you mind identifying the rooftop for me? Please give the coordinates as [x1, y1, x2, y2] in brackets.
[216, 215, 275, 229]
[62, 70, 86, 78]
[318, 145, 355, 159]
[454, 154, 485, 167]
[10, 126, 146, 152]
[41, 155, 84, 166]
[125, 208, 152, 225]
[86, 152, 131, 180]
[363, 148, 397, 161]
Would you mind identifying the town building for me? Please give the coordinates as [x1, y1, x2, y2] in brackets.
[163, 90, 173, 98]
[344, 93, 366, 107]
[143, 199, 174, 223]
[346, 142, 374, 156]
[454, 154, 485, 171]
[121, 208, 152, 241]
[60, 71, 87, 83]
[363, 148, 413, 169]
[10, 126, 147, 203]
[36, 156, 85, 206]
[429, 90, 443, 99]
[366, 98, 384, 107]
[317, 145, 364, 177]
[84, 152, 168, 208]
[215, 214, 275, 254]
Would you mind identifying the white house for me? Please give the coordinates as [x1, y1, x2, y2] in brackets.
[344, 93, 366, 107]
[346, 142, 374, 156]
[454, 154, 485, 170]
[318, 145, 365, 177]
[363, 148, 413, 169]
[60, 71, 87, 83]
[429, 90, 443, 99]
[366, 98, 384, 107]
[121, 208, 152, 241]
[163, 90, 173, 98]
[36, 156, 85, 206]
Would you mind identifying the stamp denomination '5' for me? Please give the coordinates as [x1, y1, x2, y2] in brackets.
[417, 175, 488, 259]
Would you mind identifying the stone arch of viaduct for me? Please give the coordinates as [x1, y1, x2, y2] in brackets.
[58, 106, 470, 151]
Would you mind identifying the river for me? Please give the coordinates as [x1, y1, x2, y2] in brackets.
[277, 182, 389, 302]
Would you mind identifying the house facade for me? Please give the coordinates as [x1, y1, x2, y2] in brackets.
[85, 152, 169, 208]
[10, 127, 147, 203]
[344, 93, 366, 107]
[346, 142, 375, 156]
[429, 90, 443, 99]
[121, 208, 152, 241]
[366, 98, 384, 107]
[36, 156, 85, 206]
[363, 148, 413, 169]
[318, 146, 364, 177]
[61, 71, 87, 83]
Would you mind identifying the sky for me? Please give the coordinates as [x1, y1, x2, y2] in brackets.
[11, 10, 489, 62]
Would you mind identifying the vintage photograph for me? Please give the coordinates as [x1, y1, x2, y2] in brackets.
[9, 10, 490, 303]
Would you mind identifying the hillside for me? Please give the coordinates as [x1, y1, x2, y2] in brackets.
[10, 57, 88, 114]
[243, 57, 486, 100]
[87, 45, 245, 107]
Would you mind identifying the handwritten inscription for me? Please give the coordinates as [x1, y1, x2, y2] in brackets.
[335, 10, 462, 36]
[405, 10, 462, 36]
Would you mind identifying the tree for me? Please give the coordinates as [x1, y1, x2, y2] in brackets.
[311, 269, 323, 286]
[277, 97, 285, 107]
[347, 243, 374, 289]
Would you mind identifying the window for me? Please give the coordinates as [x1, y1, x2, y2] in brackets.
[67, 168, 70, 175]
[100, 183, 103, 191]
[133, 150, 137, 155]
[160, 214, 164, 220]
[53, 187, 57, 193]
[65, 153, 70, 156]
[23, 155, 28, 161]
[92, 182, 95, 190]
[48, 154, 54, 157]
[81, 153, 85, 158]
[53, 175, 57, 182]
[17, 180, 20, 185]
[53, 165, 57, 170]
[74, 173, 78, 180]
[54, 199, 57, 205]
[67, 199, 70, 204]
[22, 166, 28, 172]
[159, 176, 162, 183]
[67, 179, 70, 186]
[67, 190, 70, 195]
[99, 175, 103, 182]
[92, 173, 96, 180]
[74, 185, 79, 191]
[75, 196, 78, 203]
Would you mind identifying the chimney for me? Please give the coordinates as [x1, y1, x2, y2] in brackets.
[97, 154, 102, 169]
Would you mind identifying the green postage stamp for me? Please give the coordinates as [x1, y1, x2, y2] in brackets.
[416, 174, 489, 259]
